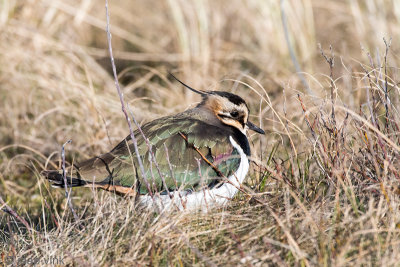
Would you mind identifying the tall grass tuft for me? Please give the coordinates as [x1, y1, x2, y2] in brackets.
[1, 0, 400, 265]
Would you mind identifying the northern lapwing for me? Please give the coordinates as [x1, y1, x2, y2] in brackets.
[42, 75, 265, 211]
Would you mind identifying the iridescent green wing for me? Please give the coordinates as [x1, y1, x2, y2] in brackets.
[78, 117, 242, 194]
[138, 119, 242, 194]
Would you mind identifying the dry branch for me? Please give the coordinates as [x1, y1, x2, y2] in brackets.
[104, 0, 152, 196]
[61, 139, 79, 223]
[0, 195, 34, 233]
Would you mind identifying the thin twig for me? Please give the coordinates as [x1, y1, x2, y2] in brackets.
[105, 0, 152, 196]
[61, 140, 79, 223]
[44, 198, 59, 229]
[359, 64, 388, 157]
[383, 37, 392, 130]
[360, 46, 383, 131]
[360, 64, 377, 128]
[178, 132, 267, 201]
[127, 104, 171, 199]
[318, 44, 336, 126]
[178, 132, 224, 177]
[297, 94, 317, 141]
[163, 143, 184, 204]
[0, 194, 34, 232]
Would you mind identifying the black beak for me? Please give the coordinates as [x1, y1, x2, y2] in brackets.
[247, 121, 265, 134]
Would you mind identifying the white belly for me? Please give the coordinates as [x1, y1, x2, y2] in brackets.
[139, 136, 249, 212]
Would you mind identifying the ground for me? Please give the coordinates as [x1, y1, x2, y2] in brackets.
[1, 0, 400, 266]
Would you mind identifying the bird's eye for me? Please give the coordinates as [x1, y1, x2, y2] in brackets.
[230, 111, 239, 118]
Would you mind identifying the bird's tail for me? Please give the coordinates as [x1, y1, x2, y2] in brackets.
[41, 170, 136, 196]
[41, 170, 87, 188]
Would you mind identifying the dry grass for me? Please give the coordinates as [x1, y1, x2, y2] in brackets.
[1, 0, 400, 266]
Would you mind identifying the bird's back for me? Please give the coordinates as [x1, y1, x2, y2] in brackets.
[46, 107, 249, 196]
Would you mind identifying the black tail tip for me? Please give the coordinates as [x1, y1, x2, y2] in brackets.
[41, 170, 87, 188]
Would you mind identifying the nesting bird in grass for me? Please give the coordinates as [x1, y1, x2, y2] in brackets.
[42, 75, 264, 211]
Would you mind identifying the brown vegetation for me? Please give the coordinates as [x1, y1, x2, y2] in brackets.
[1, 0, 400, 265]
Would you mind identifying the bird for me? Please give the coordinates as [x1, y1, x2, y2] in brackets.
[42, 75, 264, 211]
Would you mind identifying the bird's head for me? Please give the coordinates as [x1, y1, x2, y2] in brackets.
[170, 73, 265, 135]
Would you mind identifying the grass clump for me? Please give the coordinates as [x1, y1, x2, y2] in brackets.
[1, 0, 400, 266]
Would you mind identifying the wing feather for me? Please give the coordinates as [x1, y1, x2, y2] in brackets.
[74, 115, 243, 194]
